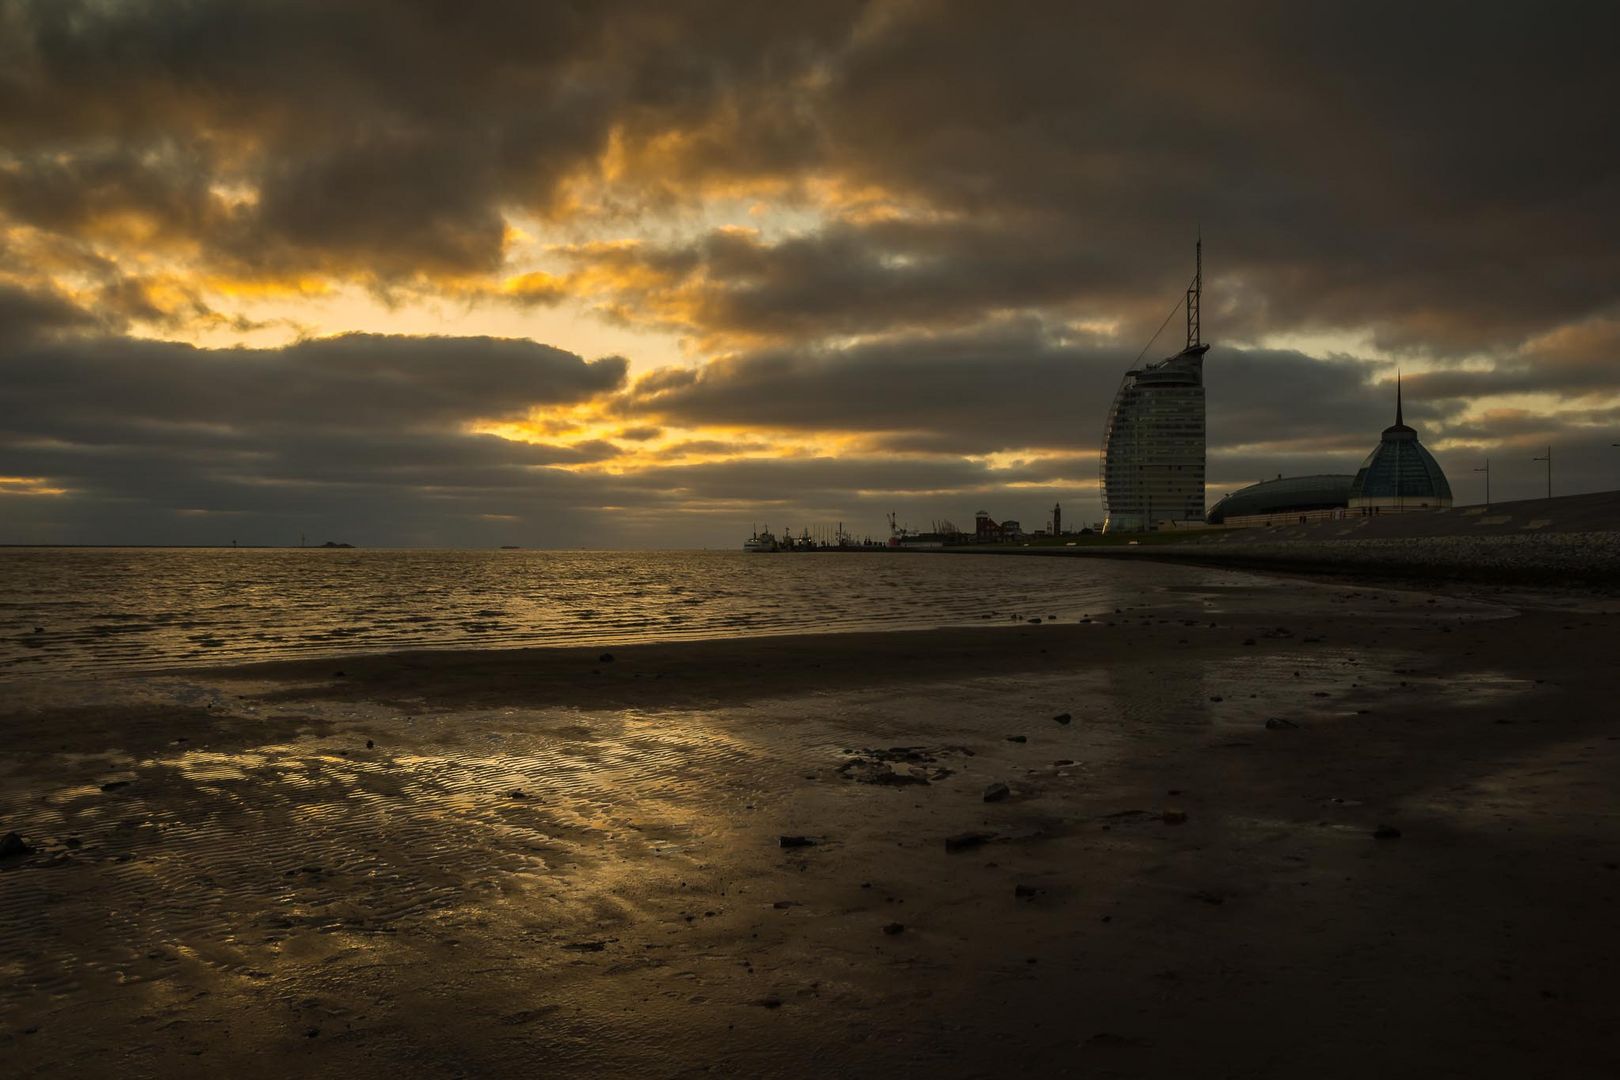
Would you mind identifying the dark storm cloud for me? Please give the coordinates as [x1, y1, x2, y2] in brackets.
[0, 332, 633, 543]
[3, 1, 1615, 350]
[0, 334, 626, 440]
[0, 281, 98, 344]
[620, 318, 1397, 457]
[0, 0, 863, 278]
[808, 1, 1620, 354]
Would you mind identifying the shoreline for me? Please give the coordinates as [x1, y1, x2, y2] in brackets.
[5, 576, 1620, 1077]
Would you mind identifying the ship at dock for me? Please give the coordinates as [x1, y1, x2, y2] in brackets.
[743, 526, 779, 552]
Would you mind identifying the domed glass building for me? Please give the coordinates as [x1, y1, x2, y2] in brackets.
[1347, 379, 1452, 512]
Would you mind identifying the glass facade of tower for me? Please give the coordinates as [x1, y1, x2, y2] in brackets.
[1101, 344, 1208, 532]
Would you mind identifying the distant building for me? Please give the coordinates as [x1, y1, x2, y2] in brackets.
[1347, 378, 1452, 513]
[1205, 377, 1452, 527]
[1102, 244, 1207, 532]
[1052, 502, 1062, 536]
[1206, 474, 1356, 527]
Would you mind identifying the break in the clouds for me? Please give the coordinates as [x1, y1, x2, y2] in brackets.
[3, 1, 1618, 545]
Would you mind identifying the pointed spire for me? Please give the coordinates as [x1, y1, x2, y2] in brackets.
[1396, 369, 1404, 427]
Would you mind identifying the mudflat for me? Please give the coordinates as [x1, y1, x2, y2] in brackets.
[3, 575, 1619, 1078]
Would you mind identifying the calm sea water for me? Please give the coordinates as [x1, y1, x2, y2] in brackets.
[0, 547, 1273, 676]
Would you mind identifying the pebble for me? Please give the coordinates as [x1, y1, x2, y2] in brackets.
[1052, 712, 1072, 725]
[945, 831, 997, 853]
[1373, 824, 1403, 840]
[1265, 718, 1299, 730]
[0, 832, 32, 859]
[882, 922, 905, 935]
[598, 653, 614, 663]
[983, 782, 1011, 803]
[1005, 735, 1027, 743]
[778, 835, 816, 849]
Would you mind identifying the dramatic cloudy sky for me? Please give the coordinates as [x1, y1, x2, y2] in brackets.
[3, 1, 1618, 547]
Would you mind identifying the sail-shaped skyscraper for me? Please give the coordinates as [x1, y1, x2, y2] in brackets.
[1100, 244, 1209, 532]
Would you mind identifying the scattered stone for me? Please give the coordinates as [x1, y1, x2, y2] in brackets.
[1005, 735, 1027, 743]
[881, 922, 906, 935]
[598, 652, 614, 663]
[869, 769, 930, 787]
[1053, 712, 1072, 725]
[1161, 809, 1188, 825]
[509, 789, 529, 799]
[1027, 617, 1041, 624]
[1014, 884, 1041, 900]
[365, 739, 375, 749]
[1265, 718, 1299, 730]
[305, 1027, 320, 1038]
[99, 780, 131, 792]
[756, 995, 783, 1009]
[1208, 695, 1223, 703]
[945, 831, 997, 853]
[778, 835, 817, 849]
[772, 900, 798, 909]
[0, 832, 33, 860]
[1053, 759, 1075, 766]
[562, 940, 608, 952]
[983, 782, 1011, 803]
[332, 671, 346, 678]
[63, 837, 82, 849]
[1373, 824, 1403, 840]
[1242, 638, 1257, 646]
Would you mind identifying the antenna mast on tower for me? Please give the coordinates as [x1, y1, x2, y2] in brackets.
[1186, 233, 1201, 350]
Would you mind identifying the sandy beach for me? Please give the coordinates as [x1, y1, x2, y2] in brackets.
[4, 571, 1620, 1078]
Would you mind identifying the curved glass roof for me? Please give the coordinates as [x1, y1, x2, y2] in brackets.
[1349, 423, 1452, 502]
[1206, 474, 1355, 523]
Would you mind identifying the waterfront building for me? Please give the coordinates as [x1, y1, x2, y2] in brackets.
[1206, 474, 1356, 527]
[1347, 378, 1452, 513]
[1101, 244, 1208, 532]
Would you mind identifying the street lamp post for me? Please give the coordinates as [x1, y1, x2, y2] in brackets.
[1532, 446, 1552, 499]
[1474, 459, 1490, 507]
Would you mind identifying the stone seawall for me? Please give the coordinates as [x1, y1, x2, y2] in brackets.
[1121, 529, 1620, 588]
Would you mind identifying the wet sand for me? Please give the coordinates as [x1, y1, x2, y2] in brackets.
[4, 575, 1620, 1078]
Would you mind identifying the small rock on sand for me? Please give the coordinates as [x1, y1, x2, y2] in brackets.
[1053, 712, 1072, 725]
[1005, 735, 1027, 743]
[1265, 718, 1299, 730]
[983, 782, 1011, 803]
[945, 831, 997, 853]
[1162, 809, 1188, 825]
[1373, 824, 1402, 840]
[365, 739, 375, 749]
[0, 832, 33, 859]
[778, 835, 816, 849]
[99, 780, 130, 792]
[1014, 884, 1041, 900]
[882, 922, 905, 935]
[598, 652, 614, 663]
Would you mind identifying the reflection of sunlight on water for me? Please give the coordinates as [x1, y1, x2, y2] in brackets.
[1, 547, 1486, 677]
